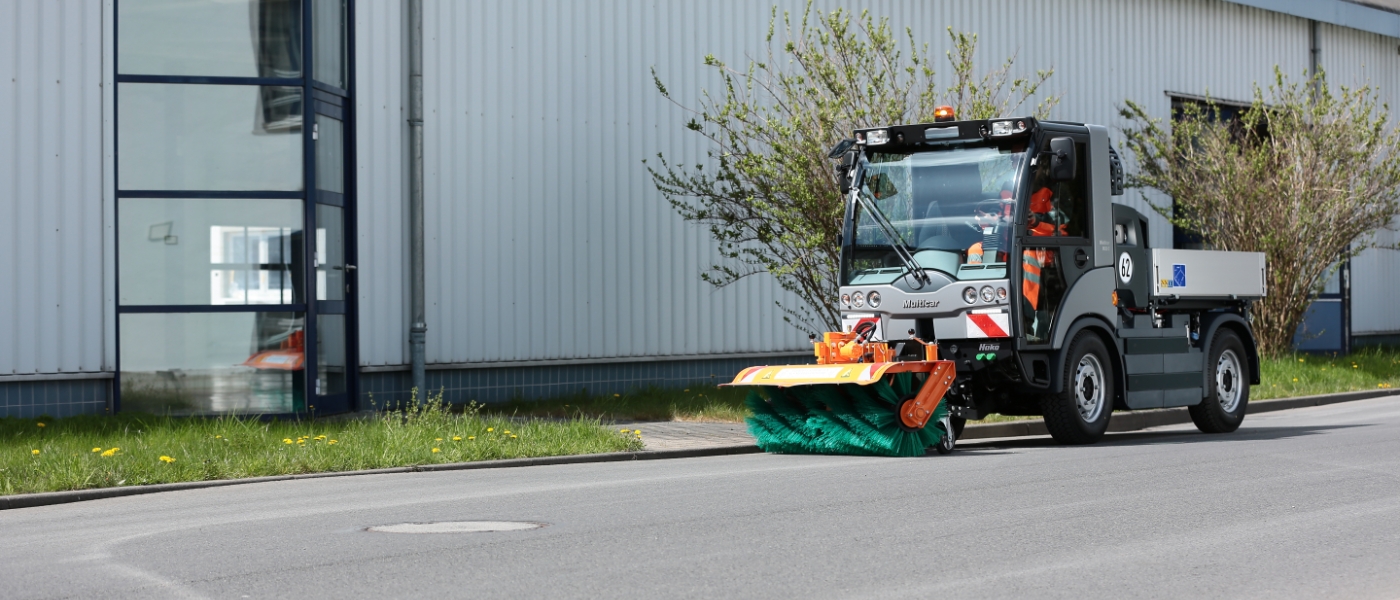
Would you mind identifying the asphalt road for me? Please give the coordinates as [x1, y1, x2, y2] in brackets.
[5, 397, 1400, 600]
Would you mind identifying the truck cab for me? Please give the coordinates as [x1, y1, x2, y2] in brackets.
[835, 116, 1264, 443]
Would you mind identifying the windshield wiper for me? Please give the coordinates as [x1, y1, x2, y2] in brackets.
[851, 160, 932, 288]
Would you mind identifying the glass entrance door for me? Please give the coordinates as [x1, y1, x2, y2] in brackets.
[309, 106, 352, 411]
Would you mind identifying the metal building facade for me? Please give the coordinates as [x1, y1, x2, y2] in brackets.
[365, 0, 1400, 369]
[0, 0, 112, 416]
[2, 0, 1399, 415]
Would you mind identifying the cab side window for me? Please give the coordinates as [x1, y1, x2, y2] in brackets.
[1026, 139, 1089, 238]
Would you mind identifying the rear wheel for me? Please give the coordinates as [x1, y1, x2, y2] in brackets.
[1041, 332, 1114, 445]
[1189, 329, 1249, 433]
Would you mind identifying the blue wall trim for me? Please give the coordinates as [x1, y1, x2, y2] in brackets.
[1226, 0, 1400, 38]
[359, 355, 810, 407]
[0, 379, 111, 418]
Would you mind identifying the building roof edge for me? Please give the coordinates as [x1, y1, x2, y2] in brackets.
[1224, 0, 1400, 38]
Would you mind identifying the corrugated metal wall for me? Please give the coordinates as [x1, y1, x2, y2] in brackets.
[353, 0, 410, 366]
[1319, 22, 1400, 337]
[365, 0, 1389, 366]
[0, 0, 109, 377]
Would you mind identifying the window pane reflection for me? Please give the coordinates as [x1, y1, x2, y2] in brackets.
[120, 198, 303, 306]
[120, 312, 305, 415]
[316, 115, 345, 193]
[312, 0, 347, 88]
[316, 205, 344, 301]
[317, 315, 346, 396]
[119, 83, 303, 191]
[118, 0, 302, 78]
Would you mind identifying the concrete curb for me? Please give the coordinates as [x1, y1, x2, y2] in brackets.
[959, 387, 1400, 440]
[3, 388, 1395, 511]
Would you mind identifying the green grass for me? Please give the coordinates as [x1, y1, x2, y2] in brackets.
[487, 385, 753, 423]
[1256, 347, 1400, 400]
[1, 398, 641, 496]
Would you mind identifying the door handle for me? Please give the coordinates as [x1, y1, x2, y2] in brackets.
[1074, 248, 1089, 268]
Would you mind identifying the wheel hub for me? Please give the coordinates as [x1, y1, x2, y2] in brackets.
[1074, 354, 1105, 422]
[1217, 349, 1242, 412]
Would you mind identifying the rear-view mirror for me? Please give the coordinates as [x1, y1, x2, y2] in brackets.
[1050, 137, 1077, 181]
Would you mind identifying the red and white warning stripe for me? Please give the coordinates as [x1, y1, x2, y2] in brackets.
[966, 310, 1010, 338]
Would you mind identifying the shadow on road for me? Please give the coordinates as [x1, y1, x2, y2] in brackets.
[960, 422, 1370, 450]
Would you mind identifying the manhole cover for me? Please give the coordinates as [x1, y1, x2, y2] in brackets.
[367, 521, 545, 534]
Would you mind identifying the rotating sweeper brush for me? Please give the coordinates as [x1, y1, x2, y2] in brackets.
[725, 322, 958, 457]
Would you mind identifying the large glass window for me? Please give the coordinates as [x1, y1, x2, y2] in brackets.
[118, 0, 302, 78]
[115, 0, 355, 416]
[119, 312, 305, 414]
[119, 198, 303, 305]
[312, 0, 347, 88]
[118, 83, 303, 191]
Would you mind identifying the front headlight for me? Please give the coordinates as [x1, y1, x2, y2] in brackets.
[996, 287, 1008, 300]
[841, 293, 851, 307]
[980, 286, 995, 303]
[852, 292, 865, 308]
[866, 129, 890, 145]
[867, 291, 881, 308]
[962, 287, 977, 304]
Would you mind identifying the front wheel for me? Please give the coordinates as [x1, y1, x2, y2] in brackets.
[1041, 332, 1115, 445]
[1189, 329, 1250, 433]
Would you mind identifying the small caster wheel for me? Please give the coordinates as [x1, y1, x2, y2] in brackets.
[934, 414, 956, 455]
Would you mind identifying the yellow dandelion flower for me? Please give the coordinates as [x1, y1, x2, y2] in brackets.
[159, 455, 175, 464]
[468, 436, 475, 440]
[328, 439, 338, 445]
[633, 429, 641, 434]
[431, 448, 441, 453]
[36, 422, 45, 428]
[91, 447, 102, 453]
[510, 435, 517, 439]
[614, 393, 621, 397]
[31, 449, 40, 455]
[215, 435, 222, 439]
[620, 428, 629, 433]
[283, 438, 293, 444]
[435, 438, 443, 441]
[452, 436, 462, 441]
[1292, 378, 1298, 382]
[487, 427, 494, 432]
[297, 439, 306, 445]
[101, 448, 118, 457]
[503, 430, 511, 435]
[1353, 364, 1359, 369]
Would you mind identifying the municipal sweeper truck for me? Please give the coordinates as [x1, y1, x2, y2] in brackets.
[728, 111, 1267, 456]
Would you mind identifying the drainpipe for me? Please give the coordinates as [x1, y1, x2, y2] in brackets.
[408, 0, 427, 403]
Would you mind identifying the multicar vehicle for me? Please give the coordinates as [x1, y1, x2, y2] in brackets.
[728, 111, 1266, 455]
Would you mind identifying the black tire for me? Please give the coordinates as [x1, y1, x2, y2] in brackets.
[934, 416, 956, 455]
[1189, 329, 1250, 433]
[950, 416, 967, 439]
[1041, 332, 1115, 445]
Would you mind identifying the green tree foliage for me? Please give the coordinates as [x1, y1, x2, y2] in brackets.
[647, 3, 1057, 333]
[1120, 69, 1400, 356]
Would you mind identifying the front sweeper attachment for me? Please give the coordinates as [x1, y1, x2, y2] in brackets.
[726, 327, 957, 457]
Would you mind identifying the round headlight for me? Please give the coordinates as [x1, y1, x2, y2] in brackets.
[996, 287, 1008, 300]
[867, 291, 881, 308]
[841, 293, 851, 307]
[852, 292, 865, 308]
[980, 286, 995, 303]
[962, 287, 977, 304]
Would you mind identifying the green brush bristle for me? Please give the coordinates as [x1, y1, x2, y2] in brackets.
[743, 375, 950, 457]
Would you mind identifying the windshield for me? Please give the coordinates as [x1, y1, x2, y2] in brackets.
[842, 145, 1026, 285]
